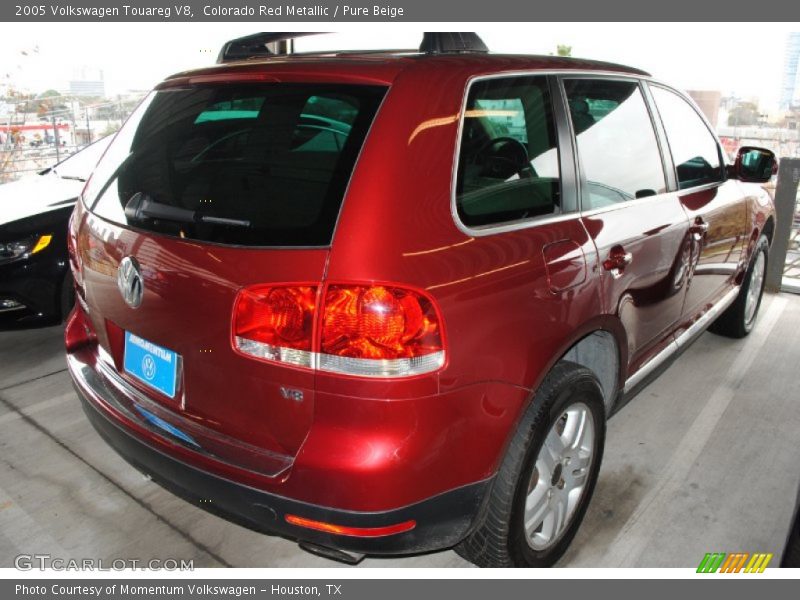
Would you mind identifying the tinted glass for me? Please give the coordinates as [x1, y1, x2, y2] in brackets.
[456, 76, 560, 228]
[87, 84, 385, 246]
[564, 79, 666, 210]
[650, 86, 722, 189]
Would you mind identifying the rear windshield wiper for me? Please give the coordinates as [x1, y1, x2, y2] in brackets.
[124, 192, 251, 228]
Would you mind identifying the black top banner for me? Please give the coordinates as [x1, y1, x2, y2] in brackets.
[2, 0, 800, 21]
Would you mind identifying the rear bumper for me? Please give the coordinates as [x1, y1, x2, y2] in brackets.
[65, 305, 498, 555]
[76, 380, 489, 555]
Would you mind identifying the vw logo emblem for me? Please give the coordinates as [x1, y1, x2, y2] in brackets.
[142, 355, 156, 380]
[117, 256, 144, 309]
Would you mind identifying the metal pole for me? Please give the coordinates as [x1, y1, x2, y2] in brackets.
[51, 112, 60, 163]
[3, 107, 12, 150]
[765, 158, 800, 292]
[70, 108, 78, 149]
[85, 108, 92, 144]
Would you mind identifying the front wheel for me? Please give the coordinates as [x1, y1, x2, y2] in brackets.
[710, 235, 769, 338]
[456, 361, 606, 567]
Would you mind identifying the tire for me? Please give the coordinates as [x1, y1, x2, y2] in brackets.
[781, 515, 800, 567]
[709, 235, 769, 339]
[456, 361, 606, 567]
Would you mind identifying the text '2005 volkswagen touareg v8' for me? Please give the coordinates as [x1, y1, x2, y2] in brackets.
[65, 32, 777, 567]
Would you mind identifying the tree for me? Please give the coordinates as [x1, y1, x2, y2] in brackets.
[727, 102, 759, 127]
[34, 89, 67, 119]
[557, 45, 573, 57]
[101, 123, 120, 137]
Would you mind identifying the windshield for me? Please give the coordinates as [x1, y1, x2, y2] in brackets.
[50, 135, 112, 181]
[84, 83, 385, 247]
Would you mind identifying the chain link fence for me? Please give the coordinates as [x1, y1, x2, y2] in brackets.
[0, 144, 88, 183]
[1, 97, 145, 184]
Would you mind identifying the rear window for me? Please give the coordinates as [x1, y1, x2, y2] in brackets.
[85, 83, 385, 247]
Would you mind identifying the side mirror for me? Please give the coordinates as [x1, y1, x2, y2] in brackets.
[731, 146, 777, 183]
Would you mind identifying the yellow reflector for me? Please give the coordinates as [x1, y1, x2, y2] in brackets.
[31, 234, 52, 254]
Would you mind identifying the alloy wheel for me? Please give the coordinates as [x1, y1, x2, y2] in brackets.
[523, 402, 595, 551]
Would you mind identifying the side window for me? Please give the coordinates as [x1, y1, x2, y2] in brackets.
[456, 76, 560, 228]
[650, 86, 723, 190]
[564, 79, 666, 210]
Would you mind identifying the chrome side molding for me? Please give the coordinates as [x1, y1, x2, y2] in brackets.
[623, 286, 740, 393]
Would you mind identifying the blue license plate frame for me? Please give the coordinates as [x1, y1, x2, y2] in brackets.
[123, 331, 179, 399]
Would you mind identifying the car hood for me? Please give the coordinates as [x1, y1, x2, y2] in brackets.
[0, 173, 82, 226]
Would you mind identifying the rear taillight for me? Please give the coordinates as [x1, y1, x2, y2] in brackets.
[233, 285, 316, 368]
[319, 285, 444, 377]
[232, 283, 445, 378]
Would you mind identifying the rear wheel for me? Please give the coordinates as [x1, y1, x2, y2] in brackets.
[710, 235, 768, 338]
[456, 361, 605, 567]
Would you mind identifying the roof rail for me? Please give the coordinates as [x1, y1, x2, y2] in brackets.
[419, 33, 488, 54]
[216, 32, 490, 64]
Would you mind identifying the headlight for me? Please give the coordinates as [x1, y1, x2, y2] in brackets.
[0, 234, 52, 264]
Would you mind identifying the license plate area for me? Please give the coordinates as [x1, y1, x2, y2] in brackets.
[123, 331, 179, 399]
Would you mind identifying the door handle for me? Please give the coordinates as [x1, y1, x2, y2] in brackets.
[689, 218, 709, 237]
[603, 245, 633, 277]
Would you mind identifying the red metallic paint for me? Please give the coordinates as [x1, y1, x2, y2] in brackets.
[679, 181, 748, 319]
[582, 194, 690, 372]
[77, 206, 325, 457]
[542, 240, 588, 293]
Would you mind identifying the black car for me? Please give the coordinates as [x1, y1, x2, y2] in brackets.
[0, 137, 110, 327]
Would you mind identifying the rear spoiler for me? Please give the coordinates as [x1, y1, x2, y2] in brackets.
[216, 32, 489, 63]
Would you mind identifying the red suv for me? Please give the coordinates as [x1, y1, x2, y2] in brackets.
[65, 33, 776, 567]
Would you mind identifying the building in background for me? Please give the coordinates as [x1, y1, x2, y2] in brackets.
[687, 90, 722, 129]
[780, 32, 800, 110]
[67, 67, 105, 98]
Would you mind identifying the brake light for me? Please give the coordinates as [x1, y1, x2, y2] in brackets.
[319, 285, 444, 377]
[232, 283, 445, 377]
[233, 285, 316, 368]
